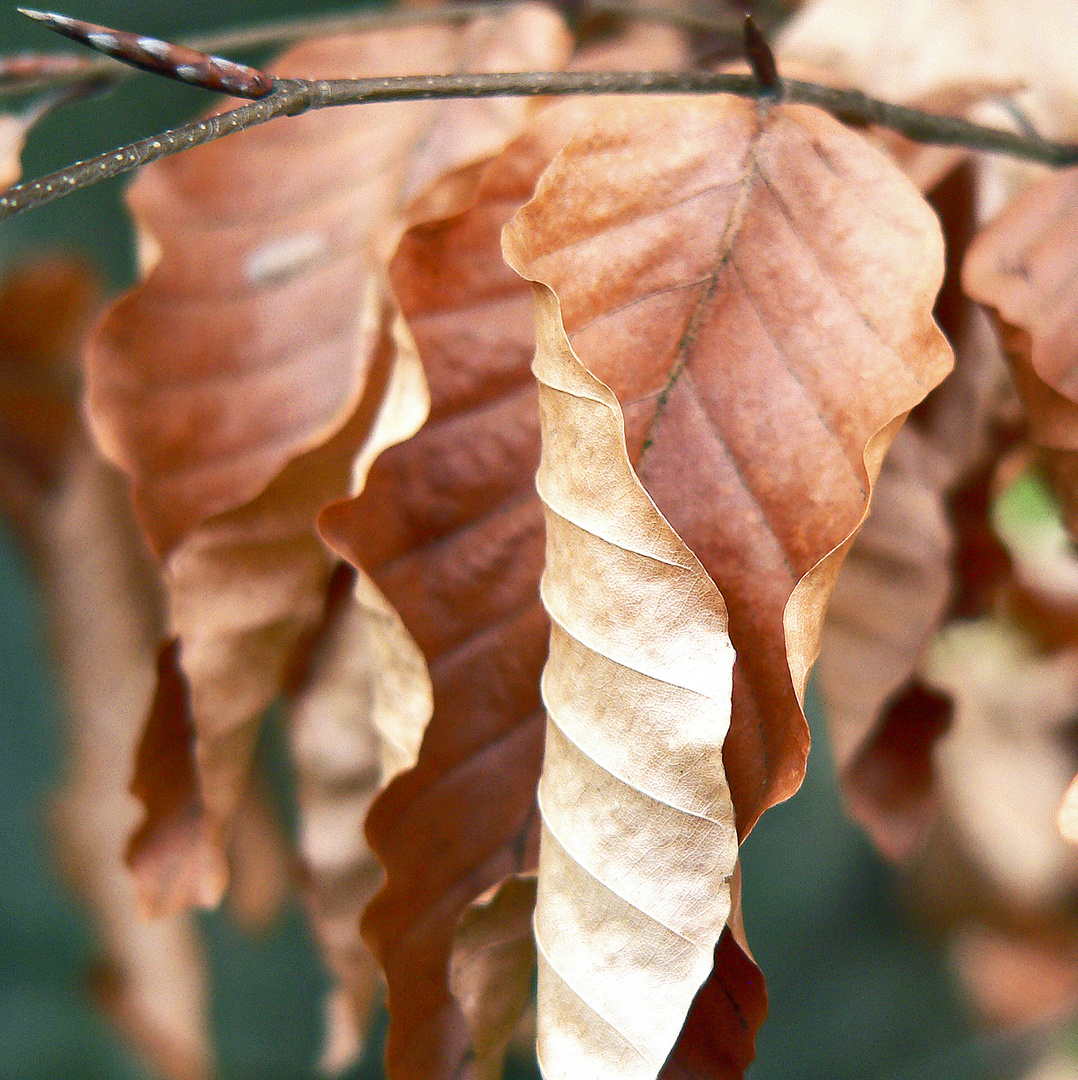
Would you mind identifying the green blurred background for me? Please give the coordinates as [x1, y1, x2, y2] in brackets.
[0, 3, 1035, 1078]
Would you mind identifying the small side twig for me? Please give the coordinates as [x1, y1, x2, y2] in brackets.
[742, 15, 780, 97]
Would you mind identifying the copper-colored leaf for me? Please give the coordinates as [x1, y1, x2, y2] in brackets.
[505, 94, 951, 839]
[450, 875, 539, 1080]
[504, 94, 950, 1074]
[0, 258, 92, 543]
[87, 4, 572, 913]
[964, 168, 1078, 450]
[319, 102, 579, 1079]
[817, 425, 953, 859]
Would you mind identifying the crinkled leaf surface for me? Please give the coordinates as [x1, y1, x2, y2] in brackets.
[319, 101, 588, 1080]
[86, 3, 572, 913]
[526, 276, 738, 1080]
[506, 94, 951, 838]
[504, 93, 951, 1076]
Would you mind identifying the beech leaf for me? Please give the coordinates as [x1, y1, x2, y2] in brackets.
[86, 3, 572, 913]
[529, 276, 738, 1079]
[964, 168, 1078, 450]
[817, 424, 953, 859]
[449, 875, 539, 1080]
[504, 93, 951, 1074]
[504, 94, 952, 840]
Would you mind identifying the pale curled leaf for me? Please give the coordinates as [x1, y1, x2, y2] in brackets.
[87, 3, 572, 913]
[450, 875, 539, 1080]
[529, 277, 738, 1080]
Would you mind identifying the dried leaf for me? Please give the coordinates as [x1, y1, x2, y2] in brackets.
[44, 465, 211, 1080]
[504, 94, 950, 1077]
[0, 256, 212, 1080]
[949, 925, 1078, 1027]
[87, 4, 572, 913]
[777, 0, 1078, 137]
[450, 875, 539, 1080]
[964, 168, 1078, 450]
[323, 79, 691, 1080]
[287, 583, 385, 1074]
[0, 111, 27, 190]
[817, 425, 953, 859]
[319, 101, 575, 1078]
[922, 619, 1078, 908]
[0, 258, 91, 543]
[526, 274, 738, 1078]
[505, 93, 951, 839]
[225, 777, 291, 933]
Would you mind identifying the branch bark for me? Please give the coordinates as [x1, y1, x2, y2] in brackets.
[2, 69, 1077, 220]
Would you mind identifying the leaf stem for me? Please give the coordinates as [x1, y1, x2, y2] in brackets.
[2, 69, 1076, 221]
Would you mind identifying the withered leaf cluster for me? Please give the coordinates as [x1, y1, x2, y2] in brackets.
[6, 1, 1078, 1078]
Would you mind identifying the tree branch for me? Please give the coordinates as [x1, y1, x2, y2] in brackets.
[2, 69, 1076, 221]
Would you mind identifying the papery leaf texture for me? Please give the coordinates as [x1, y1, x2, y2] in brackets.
[316, 36, 702, 1070]
[503, 93, 951, 1075]
[450, 874, 539, 1080]
[85, 2, 572, 914]
[286, 576, 386, 1073]
[528, 274, 738, 1080]
[319, 99, 592, 1080]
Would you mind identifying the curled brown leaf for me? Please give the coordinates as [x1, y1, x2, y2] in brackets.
[86, 3, 573, 914]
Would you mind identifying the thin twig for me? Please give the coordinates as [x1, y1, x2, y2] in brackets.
[0, 1, 525, 97]
[2, 69, 1077, 221]
[0, 0, 740, 98]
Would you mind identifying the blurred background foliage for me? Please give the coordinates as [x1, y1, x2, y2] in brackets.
[0, 2, 1040, 1078]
